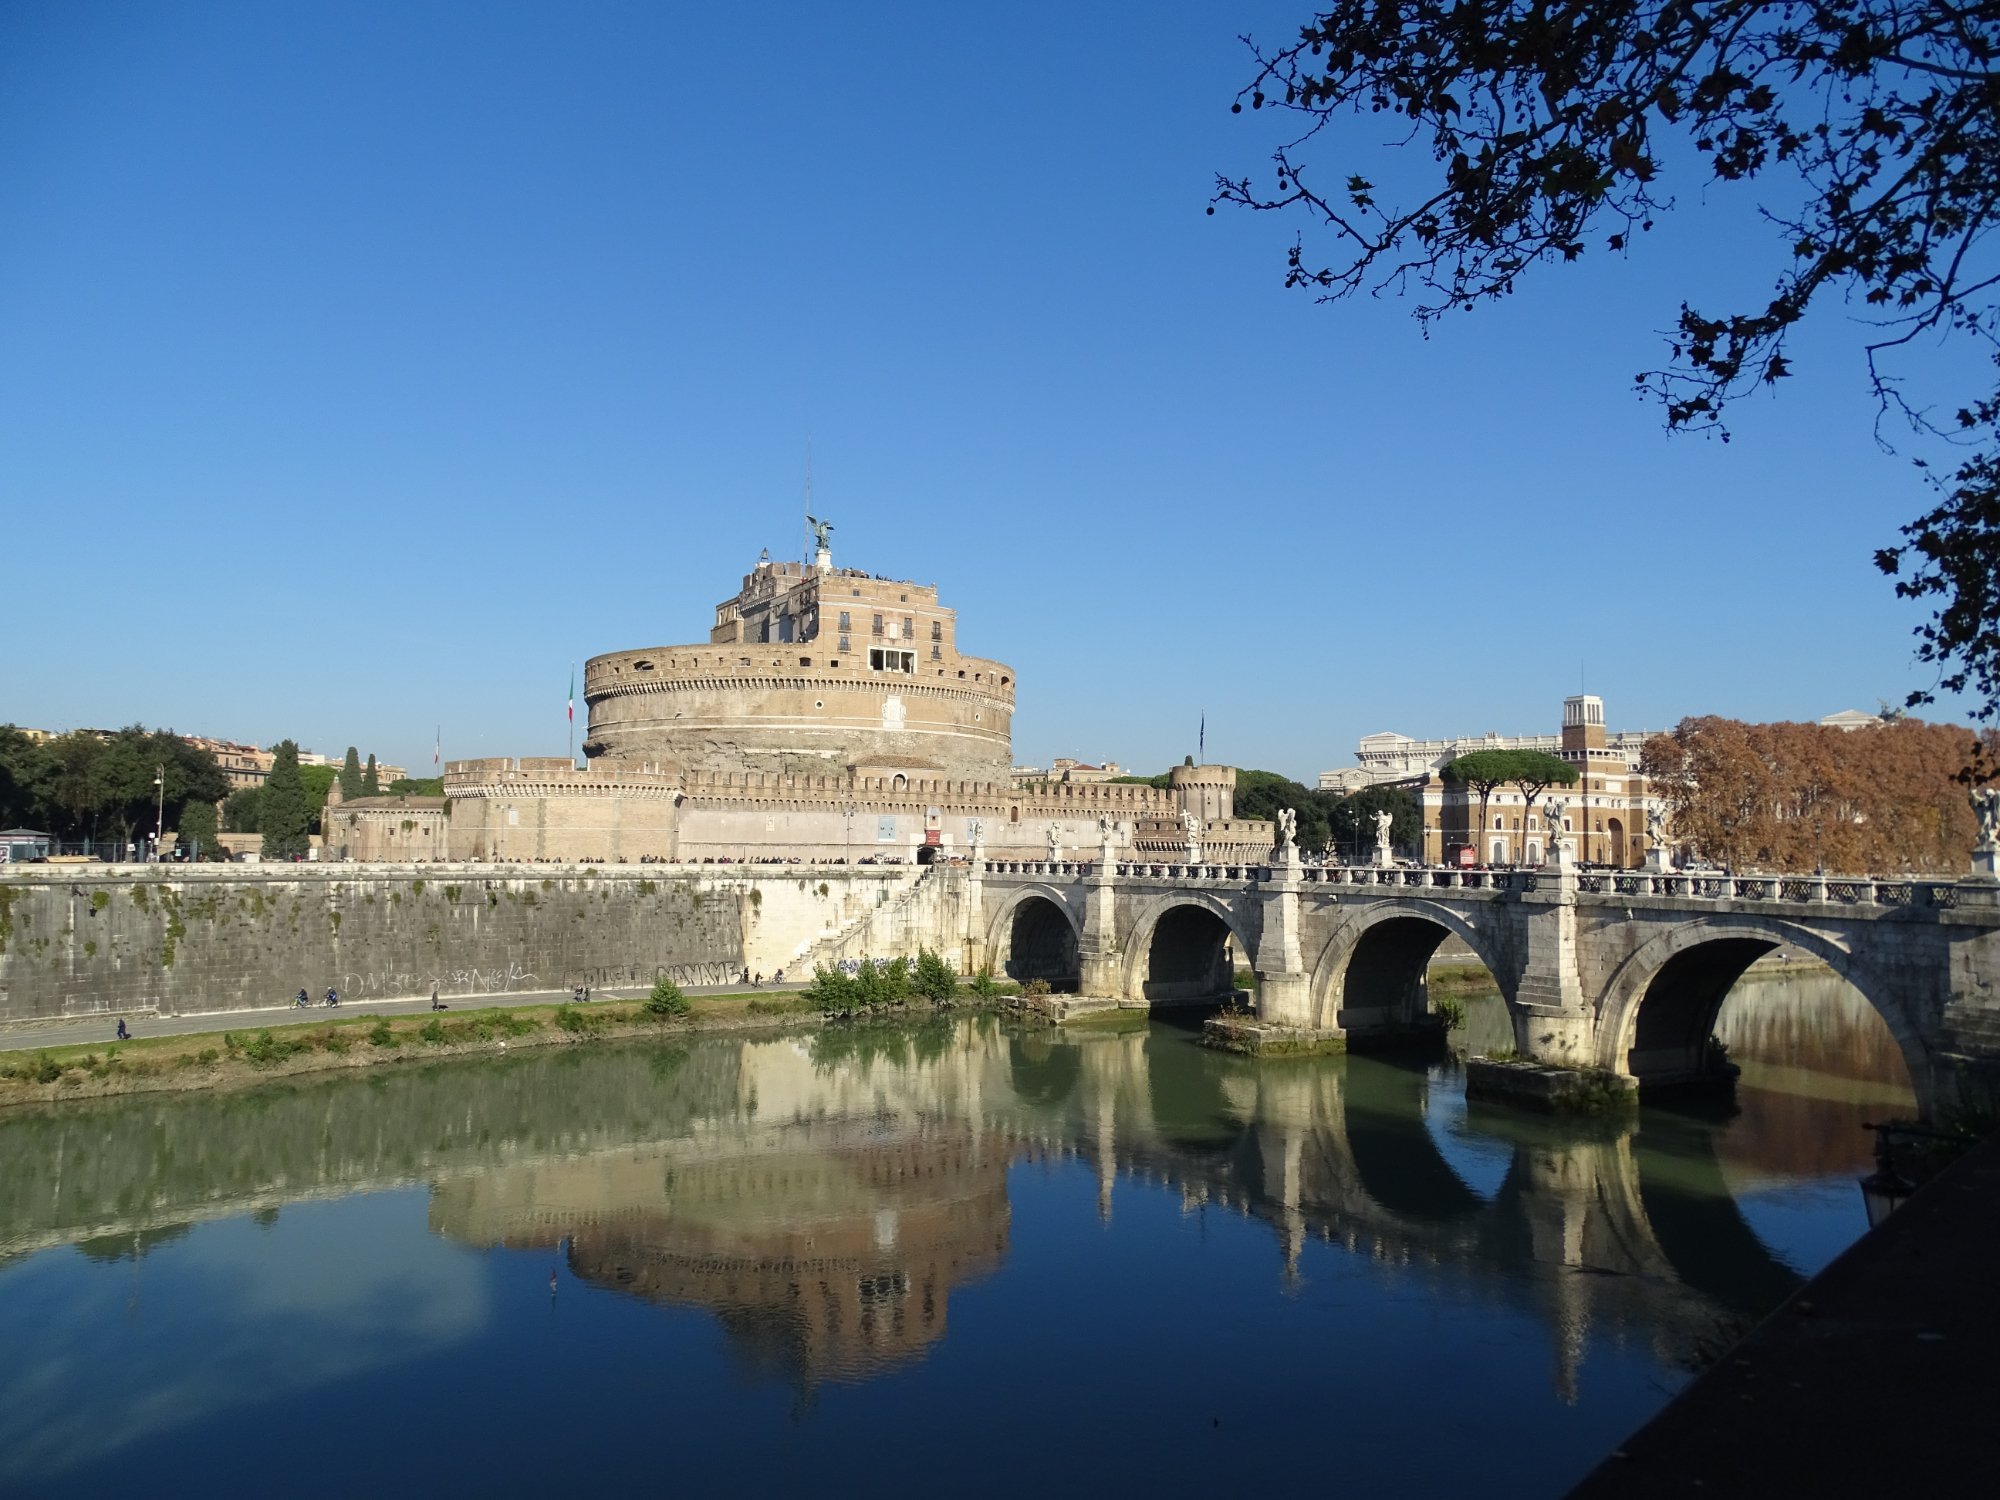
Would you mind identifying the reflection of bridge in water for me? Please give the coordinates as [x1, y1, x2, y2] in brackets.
[0, 1019, 1833, 1397]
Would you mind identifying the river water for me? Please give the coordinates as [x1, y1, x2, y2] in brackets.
[0, 967, 1912, 1498]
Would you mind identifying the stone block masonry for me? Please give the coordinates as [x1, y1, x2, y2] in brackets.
[0, 864, 932, 1025]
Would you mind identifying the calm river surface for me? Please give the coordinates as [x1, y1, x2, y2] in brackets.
[0, 968, 1913, 1498]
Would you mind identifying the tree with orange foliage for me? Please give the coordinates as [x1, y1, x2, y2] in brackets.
[1641, 717, 1991, 874]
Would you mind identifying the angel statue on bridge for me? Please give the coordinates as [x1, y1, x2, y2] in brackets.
[1544, 799, 1569, 851]
[1275, 806, 1297, 852]
[1097, 813, 1119, 846]
[1974, 786, 2000, 849]
[1373, 807, 1393, 852]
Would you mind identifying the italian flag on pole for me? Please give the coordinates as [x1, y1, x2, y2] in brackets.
[568, 670, 575, 724]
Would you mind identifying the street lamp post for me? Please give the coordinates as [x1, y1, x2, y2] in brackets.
[153, 764, 165, 860]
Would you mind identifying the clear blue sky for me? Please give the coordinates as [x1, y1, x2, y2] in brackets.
[1, 1, 1978, 780]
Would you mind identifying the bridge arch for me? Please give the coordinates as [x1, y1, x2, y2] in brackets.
[984, 883, 1084, 992]
[1594, 915, 1934, 1108]
[1120, 891, 1254, 1004]
[1307, 899, 1516, 1035]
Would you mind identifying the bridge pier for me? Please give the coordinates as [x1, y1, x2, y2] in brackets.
[1511, 850, 1600, 1071]
[1254, 852, 1314, 1027]
[1077, 843, 1125, 998]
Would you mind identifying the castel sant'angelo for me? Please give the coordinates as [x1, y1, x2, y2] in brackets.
[326, 524, 1271, 864]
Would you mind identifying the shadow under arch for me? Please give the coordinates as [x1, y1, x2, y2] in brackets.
[1309, 900, 1515, 1039]
[1007, 1033, 1083, 1110]
[1340, 1053, 1488, 1224]
[1630, 1112, 1807, 1319]
[1140, 1025, 1253, 1152]
[988, 888, 1081, 992]
[1121, 891, 1252, 1004]
[1595, 917, 1933, 1109]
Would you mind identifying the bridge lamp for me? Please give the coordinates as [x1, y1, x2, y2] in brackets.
[1857, 1125, 1915, 1229]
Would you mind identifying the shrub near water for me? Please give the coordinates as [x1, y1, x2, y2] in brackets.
[913, 948, 958, 1005]
[644, 977, 691, 1020]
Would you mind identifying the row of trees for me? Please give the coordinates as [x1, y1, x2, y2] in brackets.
[1109, 766, 1421, 854]
[0, 727, 432, 860]
[0, 726, 230, 853]
[1640, 717, 1994, 874]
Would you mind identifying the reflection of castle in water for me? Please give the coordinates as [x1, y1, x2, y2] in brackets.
[430, 1122, 1011, 1388]
[0, 996, 1905, 1401]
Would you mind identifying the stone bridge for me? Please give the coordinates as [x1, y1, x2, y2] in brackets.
[970, 845, 2000, 1116]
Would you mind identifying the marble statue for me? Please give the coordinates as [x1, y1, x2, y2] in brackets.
[1047, 825, 1063, 861]
[1544, 798, 1569, 850]
[1276, 806, 1297, 851]
[1974, 787, 2000, 847]
[1646, 805, 1667, 846]
[1373, 807, 1393, 851]
[1182, 809, 1203, 863]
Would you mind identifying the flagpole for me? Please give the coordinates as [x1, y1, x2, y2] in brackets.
[567, 664, 575, 766]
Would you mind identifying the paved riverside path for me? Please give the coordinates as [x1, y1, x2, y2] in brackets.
[1565, 1126, 2000, 1497]
[0, 981, 812, 1054]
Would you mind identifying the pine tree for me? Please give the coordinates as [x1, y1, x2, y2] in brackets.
[261, 741, 311, 860]
[339, 746, 364, 801]
[362, 753, 379, 796]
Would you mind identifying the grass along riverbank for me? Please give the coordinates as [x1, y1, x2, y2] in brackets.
[0, 991, 923, 1109]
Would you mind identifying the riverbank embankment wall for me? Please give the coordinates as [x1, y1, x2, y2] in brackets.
[0, 864, 941, 1024]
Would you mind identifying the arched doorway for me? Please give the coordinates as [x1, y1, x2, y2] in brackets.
[1139, 905, 1236, 1003]
[999, 896, 1079, 992]
[1607, 817, 1626, 867]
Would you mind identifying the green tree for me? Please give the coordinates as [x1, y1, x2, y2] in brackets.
[260, 741, 311, 860]
[1230, 768, 1337, 850]
[339, 747, 364, 801]
[1329, 784, 1421, 859]
[222, 786, 262, 833]
[177, 799, 221, 860]
[1216, 3, 2000, 720]
[0, 726, 53, 830]
[362, 754, 380, 796]
[387, 777, 444, 796]
[913, 947, 958, 1005]
[299, 764, 338, 834]
[1443, 750, 1579, 859]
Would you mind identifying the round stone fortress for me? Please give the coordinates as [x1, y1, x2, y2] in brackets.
[583, 538, 1014, 779]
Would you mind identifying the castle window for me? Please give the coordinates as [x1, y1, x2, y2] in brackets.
[839, 612, 850, 631]
[930, 620, 942, 641]
[869, 648, 915, 674]
[839, 635, 851, 652]
[930, 644, 941, 660]
[872, 614, 884, 636]
[799, 656, 811, 667]
[739, 656, 750, 667]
